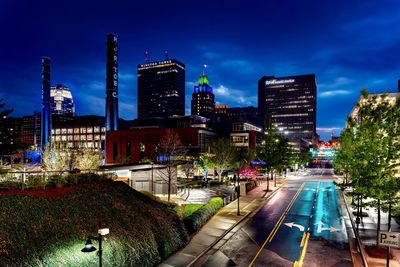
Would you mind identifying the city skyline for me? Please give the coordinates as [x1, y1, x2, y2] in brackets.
[1, 0, 400, 140]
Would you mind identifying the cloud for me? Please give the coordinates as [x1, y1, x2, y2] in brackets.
[318, 76, 352, 89]
[316, 127, 343, 133]
[214, 85, 257, 106]
[119, 72, 136, 81]
[319, 90, 352, 98]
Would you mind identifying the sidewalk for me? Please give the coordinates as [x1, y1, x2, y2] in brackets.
[158, 179, 284, 267]
[342, 190, 400, 267]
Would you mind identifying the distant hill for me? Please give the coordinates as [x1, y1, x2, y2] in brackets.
[0, 181, 189, 266]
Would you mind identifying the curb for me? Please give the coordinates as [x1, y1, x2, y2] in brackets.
[187, 185, 282, 267]
[341, 190, 369, 267]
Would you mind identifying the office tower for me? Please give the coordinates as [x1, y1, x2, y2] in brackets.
[191, 72, 215, 119]
[22, 112, 41, 149]
[137, 59, 185, 119]
[41, 56, 52, 150]
[258, 74, 317, 141]
[215, 105, 259, 125]
[50, 84, 75, 116]
[105, 33, 118, 131]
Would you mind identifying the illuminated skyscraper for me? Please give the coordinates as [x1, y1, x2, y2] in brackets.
[50, 84, 75, 116]
[191, 72, 215, 120]
[137, 59, 185, 119]
[105, 33, 118, 131]
[41, 56, 52, 150]
[258, 74, 317, 141]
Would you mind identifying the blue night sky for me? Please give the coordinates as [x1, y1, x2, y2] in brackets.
[1, 0, 400, 140]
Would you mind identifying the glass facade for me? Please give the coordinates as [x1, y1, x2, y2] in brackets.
[50, 84, 75, 116]
[258, 74, 317, 141]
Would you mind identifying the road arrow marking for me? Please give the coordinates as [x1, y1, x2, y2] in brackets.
[315, 221, 341, 233]
[284, 222, 305, 232]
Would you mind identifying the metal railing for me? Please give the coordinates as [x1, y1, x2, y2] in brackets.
[0, 169, 107, 190]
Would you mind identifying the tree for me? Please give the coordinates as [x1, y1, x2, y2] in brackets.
[77, 148, 103, 171]
[339, 90, 400, 244]
[333, 127, 355, 185]
[257, 124, 292, 190]
[238, 165, 259, 179]
[198, 155, 211, 186]
[209, 138, 236, 182]
[42, 144, 102, 173]
[181, 162, 194, 180]
[156, 129, 186, 202]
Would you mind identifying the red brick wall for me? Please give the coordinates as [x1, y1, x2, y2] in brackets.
[105, 128, 200, 164]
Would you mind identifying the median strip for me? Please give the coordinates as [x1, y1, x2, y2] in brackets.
[294, 231, 310, 267]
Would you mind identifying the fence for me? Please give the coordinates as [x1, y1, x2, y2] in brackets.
[0, 169, 108, 190]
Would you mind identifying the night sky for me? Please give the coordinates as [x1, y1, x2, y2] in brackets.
[1, 0, 399, 140]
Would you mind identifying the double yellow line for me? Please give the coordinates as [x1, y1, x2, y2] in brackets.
[248, 183, 305, 267]
[293, 231, 310, 267]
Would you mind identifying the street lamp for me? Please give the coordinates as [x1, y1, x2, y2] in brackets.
[81, 228, 109, 267]
[234, 174, 240, 216]
[151, 161, 154, 197]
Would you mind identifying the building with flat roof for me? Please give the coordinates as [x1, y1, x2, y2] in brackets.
[258, 74, 317, 142]
[137, 59, 185, 119]
[105, 127, 216, 164]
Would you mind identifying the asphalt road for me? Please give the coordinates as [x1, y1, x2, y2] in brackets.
[201, 168, 349, 267]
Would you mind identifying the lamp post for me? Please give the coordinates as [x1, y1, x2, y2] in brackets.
[234, 174, 240, 216]
[151, 161, 154, 197]
[81, 228, 109, 267]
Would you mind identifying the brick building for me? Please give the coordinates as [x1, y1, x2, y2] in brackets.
[105, 127, 216, 164]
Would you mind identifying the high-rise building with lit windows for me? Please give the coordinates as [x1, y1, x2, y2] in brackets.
[137, 59, 185, 119]
[50, 84, 75, 116]
[258, 74, 317, 141]
[191, 73, 215, 120]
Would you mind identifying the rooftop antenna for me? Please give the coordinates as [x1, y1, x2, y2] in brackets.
[203, 64, 207, 75]
[164, 50, 169, 60]
[144, 51, 149, 62]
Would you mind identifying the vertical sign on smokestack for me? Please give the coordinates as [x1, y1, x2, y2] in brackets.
[106, 33, 118, 131]
[41, 57, 51, 151]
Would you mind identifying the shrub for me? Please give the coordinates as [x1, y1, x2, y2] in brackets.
[245, 179, 257, 192]
[47, 175, 67, 187]
[174, 204, 204, 219]
[209, 180, 223, 187]
[70, 172, 108, 184]
[0, 182, 189, 266]
[26, 175, 45, 189]
[183, 197, 223, 234]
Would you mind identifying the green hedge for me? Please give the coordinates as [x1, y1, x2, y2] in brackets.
[0, 181, 189, 266]
[183, 197, 223, 234]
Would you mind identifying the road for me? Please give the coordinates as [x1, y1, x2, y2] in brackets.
[198, 168, 351, 267]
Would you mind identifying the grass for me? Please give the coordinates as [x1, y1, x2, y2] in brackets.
[0, 181, 189, 267]
[174, 203, 204, 219]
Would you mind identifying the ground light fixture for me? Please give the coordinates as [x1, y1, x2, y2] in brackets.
[81, 228, 110, 267]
